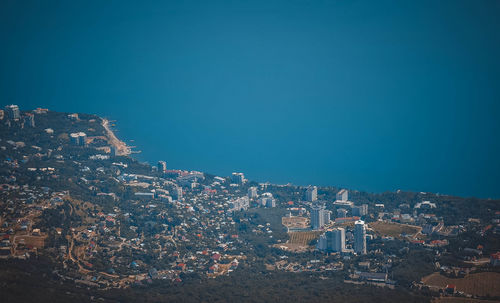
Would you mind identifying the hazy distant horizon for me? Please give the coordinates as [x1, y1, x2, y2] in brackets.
[2, 1, 499, 199]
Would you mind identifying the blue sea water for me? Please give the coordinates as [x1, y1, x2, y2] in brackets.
[1, 0, 499, 198]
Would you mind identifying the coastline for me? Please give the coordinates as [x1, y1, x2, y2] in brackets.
[102, 118, 131, 156]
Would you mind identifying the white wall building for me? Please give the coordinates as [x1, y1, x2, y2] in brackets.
[248, 186, 258, 199]
[5, 104, 20, 120]
[354, 220, 367, 255]
[306, 185, 318, 202]
[70, 132, 87, 146]
[336, 189, 348, 201]
[229, 196, 250, 212]
[311, 203, 327, 230]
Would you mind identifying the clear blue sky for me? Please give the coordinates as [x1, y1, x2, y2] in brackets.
[1, 0, 499, 198]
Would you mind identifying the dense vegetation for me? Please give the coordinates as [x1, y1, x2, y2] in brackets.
[1, 257, 430, 303]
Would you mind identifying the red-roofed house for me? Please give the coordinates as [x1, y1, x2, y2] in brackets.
[177, 263, 186, 271]
[208, 264, 218, 273]
[211, 253, 221, 261]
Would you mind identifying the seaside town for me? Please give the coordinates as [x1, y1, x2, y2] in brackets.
[1, 105, 499, 302]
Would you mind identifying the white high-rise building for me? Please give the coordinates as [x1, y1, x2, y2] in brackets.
[328, 227, 346, 252]
[354, 220, 367, 255]
[318, 227, 345, 252]
[334, 189, 353, 207]
[323, 210, 331, 226]
[351, 204, 368, 217]
[336, 189, 348, 202]
[258, 192, 275, 208]
[231, 172, 246, 184]
[5, 105, 20, 120]
[173, 186, 183, 200]
[248, 186, 258, 199]
[24, 113, 35, 127]
[157, 161, 167, 173]
[311, 203, 326, 230]
[229, 196, 250, 212]
[70, 132, 87, 146]
[318, 234, 328, 251]
[306, 186, 317, 202]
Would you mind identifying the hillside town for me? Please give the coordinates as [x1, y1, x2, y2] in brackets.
[1, 105, 499, 301]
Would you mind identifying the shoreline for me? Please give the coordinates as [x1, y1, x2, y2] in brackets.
[102, 118, 131, 156]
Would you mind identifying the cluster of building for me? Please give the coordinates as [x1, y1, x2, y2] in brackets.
[228, 196, 250, 212]
[333, 188, 353, 207]
[1, 106, 499, 296]
[309, 189, 367, 231]
[317, 220, 367, 255]
[2, 104, 38, 128]
[310, 203, 331, 230]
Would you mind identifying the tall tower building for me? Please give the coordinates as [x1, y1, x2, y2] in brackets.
[79, 133, 87, 146]
[5, 105, 20, 120]
[173, 186, 183, 201]
[306, 186, 318, 202]
[336, 189, 348, 202]
[318, 234, 328, 251]
[248, 186, 258, 199]
[351, 204, 368, 217]
[24, 113, 35, 127]
[323, 210, 331, 226]
[311, 203, 326, 230]
[70, 132, 87, 146]
[157, 161, 167, 173]
[318, 227, 345, 252]
[328, 227, 346, 252]
[354, 220, 367, 255]
[258, 192, 275, 208]
[110, 146, 118, 156]
[231, 172, 246, 184]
